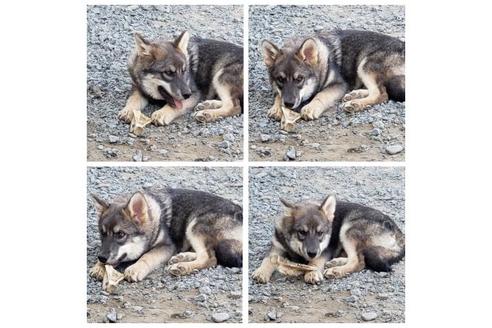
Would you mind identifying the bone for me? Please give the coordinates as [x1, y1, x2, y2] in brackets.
[269, 254, 317, 277]
[280, 106, 301, 132]
[102, 265, 124, 294]
[129, 111, 152, 136]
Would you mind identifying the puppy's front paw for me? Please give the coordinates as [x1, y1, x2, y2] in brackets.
[89, 262, 106, 281]
[124, 262, 150, 282]
[194, 109, 219, 123]
[252, 267, 272, 284]
[323, 266, 347, 279]
[151, 109, 175, 126]
[342, 100, 366, 113]
[195, 100, 222, 111]
[342, 90, 369, 102]
[168, 252, 197, 265]
[300, 103, 322, 121]
[268, 105, 282, 121]
[167, 262, 195, 276]
[304, 270, 324, 284]
[118, 108, 134, 123]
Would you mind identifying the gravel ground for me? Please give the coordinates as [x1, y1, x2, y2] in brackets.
[87, 5, 243, 162]
[248, 5, 405, 161]
[87, 167, 243, 323]
[248, 166, 405, 323]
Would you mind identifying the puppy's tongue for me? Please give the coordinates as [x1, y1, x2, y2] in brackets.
[173, 99, 183, 109]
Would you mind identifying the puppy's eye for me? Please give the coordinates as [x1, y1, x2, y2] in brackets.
[295, 75, 304, 83]
[276, 76, 285, 84]
[164, 70, 175, 77]
[115, 231, 126, 240]
[317, 231, 324, 237]
[297, 231, 307, 239]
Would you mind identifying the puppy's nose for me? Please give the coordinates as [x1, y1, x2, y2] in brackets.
[182, 92, 192, 100]
[283, 100, 295, 109]
[98, 255, 108, 263]
[307, 251, 317, 259]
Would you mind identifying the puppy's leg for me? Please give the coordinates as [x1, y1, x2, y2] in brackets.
[194, 67, 242, 122]
[89, 260, 106, 281]
[323, 237, 364, 279]
[168, 252, 197, 264]
[194, 100, 223, 111]
[342, 58, 389, 112]
[325, 257, 349, 268]
[167, 233, 217, 276]
[304, 252, 329, 284]
[118, 88, 148, 123]
[268, 94, 283, 121]
[124, 245, 175, 282]
[252, 247, 283, 284]
[301, 83, 346, 120]
[151, 94, 200, 126]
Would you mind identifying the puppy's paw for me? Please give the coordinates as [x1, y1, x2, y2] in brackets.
[323, 266, 347, 279]
[89, 262, 106, 281]
[167, 263, 195, 276]
[300, 103, 322, 121]
[151, 109, 175, 126]
[251, 267, 272, 284]
[342, 100, 366, 113]
[195, 100, 222, 111]
[124, 262, 150, 282]
[342, 90, 369, 102]
[267, 105, 282, 121]
[168, 252, 197, 265]
[194, 109, 220, 123]
[118, 108, 134, 123]
[325, 258, 348, 269]
[304, 270, 324, 284]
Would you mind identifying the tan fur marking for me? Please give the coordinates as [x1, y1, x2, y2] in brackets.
[124, 245, 174, 282]
[268, 94, 283, 121]
[118, 89, 148, 123]
[300, 84, 346, 120]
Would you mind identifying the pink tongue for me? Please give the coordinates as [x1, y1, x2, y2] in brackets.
[174, 99, 183, 109]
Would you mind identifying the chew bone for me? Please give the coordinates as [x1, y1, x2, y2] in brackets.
[280, 106, 301, 132]
[269, 254, 317, 277]
[102, 265, 124, 294]
[129, 111, 152, 136]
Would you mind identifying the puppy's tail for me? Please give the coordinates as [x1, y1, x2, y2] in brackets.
[363, 246, 405, 272]
[385, 75, 405, 102]
[215, 239, 242, 268]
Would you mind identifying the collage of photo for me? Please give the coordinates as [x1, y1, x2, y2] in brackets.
[86, 4, 405, 324]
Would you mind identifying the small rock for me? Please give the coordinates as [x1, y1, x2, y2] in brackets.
[106, 308, 117, 323]
[194, 294, 207, 302]
[223, 133, 235, 143]
[212, 312, 230, 323]
[266, 310, 277, 321]
[284, 146, 296, 160]
[260, 134, 271, 142]
[97, 145, 104, 150]
[370, 128, 382, 136]
[108, 135, 119, 144]
[385, 144, 404, 155]
[199, 286, 212, 295]
[217, 141, 230, 149]
[132, 150, 143, 162]
[361, 311, 378, 321]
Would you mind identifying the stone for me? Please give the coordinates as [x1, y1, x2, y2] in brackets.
[212, 312, 230, 323]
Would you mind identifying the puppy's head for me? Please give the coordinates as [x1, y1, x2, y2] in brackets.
[262, 38, 320, 110]
[278, 195, 336, 261]
[130, 31, 193, 109]
[92, 192, 153, 266]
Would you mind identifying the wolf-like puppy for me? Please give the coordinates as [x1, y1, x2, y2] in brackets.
[118, 31, 243, 131]
[262, 30, 405, 123]
[252, 195, 405, 284]
[89, 189, 242, 282]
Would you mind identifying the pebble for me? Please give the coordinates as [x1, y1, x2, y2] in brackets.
[106, 308, 117, 323]
[260, 134, 271, 142]
[284, 146, 296, 160]
[108, 135, 119, 144]
[266, 310, 277, 321]
[212, 312, 230, 323]
[132, 150, 143, 162]
[361, 311, 378, 321]
[385, 144, 404, 155]
[97, 145, 104, 150]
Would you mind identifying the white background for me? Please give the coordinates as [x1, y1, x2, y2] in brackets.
[0, 0, 491, 326]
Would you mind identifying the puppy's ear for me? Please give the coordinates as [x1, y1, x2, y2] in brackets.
[126, 192, 149, 225]
[92, 194, 109, 216]
[174, 31, 190, 54]
[280, 197, 297, 217]
[297, 38, 318, 66]
[319, 194, 336, 222]
[262, 40, 280, 67]
[134, 33, 152, 56]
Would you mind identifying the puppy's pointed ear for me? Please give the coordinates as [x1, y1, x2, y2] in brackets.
[320, 194, 336, 222]
[126, 192, 149, 225]
[297, 38, 318, 66]
[134, 33, 152, 56]
[92, 194, 109, 216]
[174, 31, 190, 54]
[262, 40, 280, 67]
